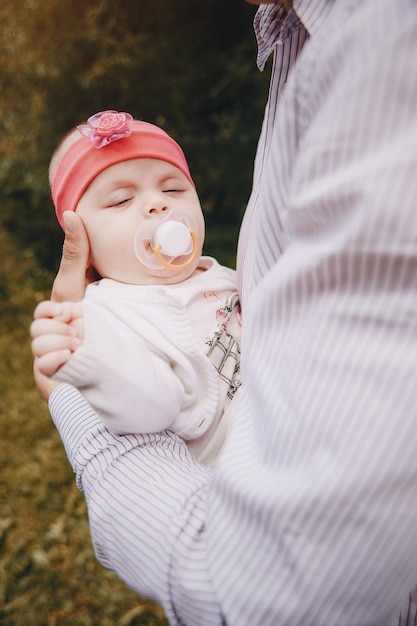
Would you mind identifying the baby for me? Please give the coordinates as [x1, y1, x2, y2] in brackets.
[31, 110, 241, 466]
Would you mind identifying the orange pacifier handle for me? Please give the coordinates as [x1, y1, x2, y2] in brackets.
[152, 229, 198, 271]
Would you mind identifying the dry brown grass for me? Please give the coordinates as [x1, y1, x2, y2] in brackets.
[0, 229, 168, 625]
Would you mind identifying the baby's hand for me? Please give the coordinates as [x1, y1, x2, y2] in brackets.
[30, 301, 84, 377]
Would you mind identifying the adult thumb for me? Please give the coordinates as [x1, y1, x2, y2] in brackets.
[51, 212, 91, 302]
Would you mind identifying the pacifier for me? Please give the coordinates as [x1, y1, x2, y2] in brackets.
[133, 207, 199, 271]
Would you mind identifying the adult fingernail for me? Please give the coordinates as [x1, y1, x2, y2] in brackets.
[63, 211, 76, 235]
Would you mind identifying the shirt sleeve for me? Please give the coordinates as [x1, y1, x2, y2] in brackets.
[49, 384, 224, 626]
[209, 2, 417, 625]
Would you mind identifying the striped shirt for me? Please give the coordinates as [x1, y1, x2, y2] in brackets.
[49, 1, 417, 624]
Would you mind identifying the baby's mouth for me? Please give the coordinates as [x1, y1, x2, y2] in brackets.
[134, 217, 198, 272]
[151, 225, 198, 271]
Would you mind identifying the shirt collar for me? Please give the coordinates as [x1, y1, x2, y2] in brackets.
[254, 0, 332, 70]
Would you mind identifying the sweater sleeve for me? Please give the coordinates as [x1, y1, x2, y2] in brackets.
[53, 292, 218, 438]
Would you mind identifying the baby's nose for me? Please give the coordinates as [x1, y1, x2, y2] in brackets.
[148, 203, 169, 216]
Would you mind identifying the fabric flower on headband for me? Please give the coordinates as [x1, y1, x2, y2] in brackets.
[77, 110, 133, 148]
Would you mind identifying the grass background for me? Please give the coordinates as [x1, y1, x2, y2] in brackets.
[0, 228, 168, 625]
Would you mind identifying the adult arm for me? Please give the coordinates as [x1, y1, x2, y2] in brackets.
[36, 213, 223, 623]
[33, 211, 92, 401]
[49, 385, 222, 625]
[207, 2, 417, 625]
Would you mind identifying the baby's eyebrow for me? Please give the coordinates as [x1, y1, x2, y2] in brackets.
[160, 178, 182, 186]
[108, 179, 135, 188]
[159, 171, 188, 185]
[101, 180, 136, 194]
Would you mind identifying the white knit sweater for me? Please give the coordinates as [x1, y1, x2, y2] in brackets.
[54, 257, 240, 446]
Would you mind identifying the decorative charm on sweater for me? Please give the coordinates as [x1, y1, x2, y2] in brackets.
[206, 293, 241, 401]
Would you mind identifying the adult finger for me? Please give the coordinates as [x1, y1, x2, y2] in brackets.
[33, 358, 64, 401]
[51, 212, 91, 302]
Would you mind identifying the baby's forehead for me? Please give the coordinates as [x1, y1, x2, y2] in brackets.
[88, 158, 188, 188]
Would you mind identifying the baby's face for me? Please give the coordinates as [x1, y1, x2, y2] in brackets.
[75, 158, 205, 285]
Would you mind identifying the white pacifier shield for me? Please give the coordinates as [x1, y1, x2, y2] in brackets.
[133, 207, 198, 270]
[153, 221, 192, 257]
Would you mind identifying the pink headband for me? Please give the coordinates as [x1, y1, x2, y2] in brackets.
[51, 111, 194, 229]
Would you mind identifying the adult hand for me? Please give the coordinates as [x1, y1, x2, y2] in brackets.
[33, 361, 61, 402]
[51, 211, 96, 302]
[34, 211, 95, 400]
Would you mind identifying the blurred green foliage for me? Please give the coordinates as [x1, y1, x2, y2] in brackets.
[0, 0, 269, 271]
[0, 1, 271, 622]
